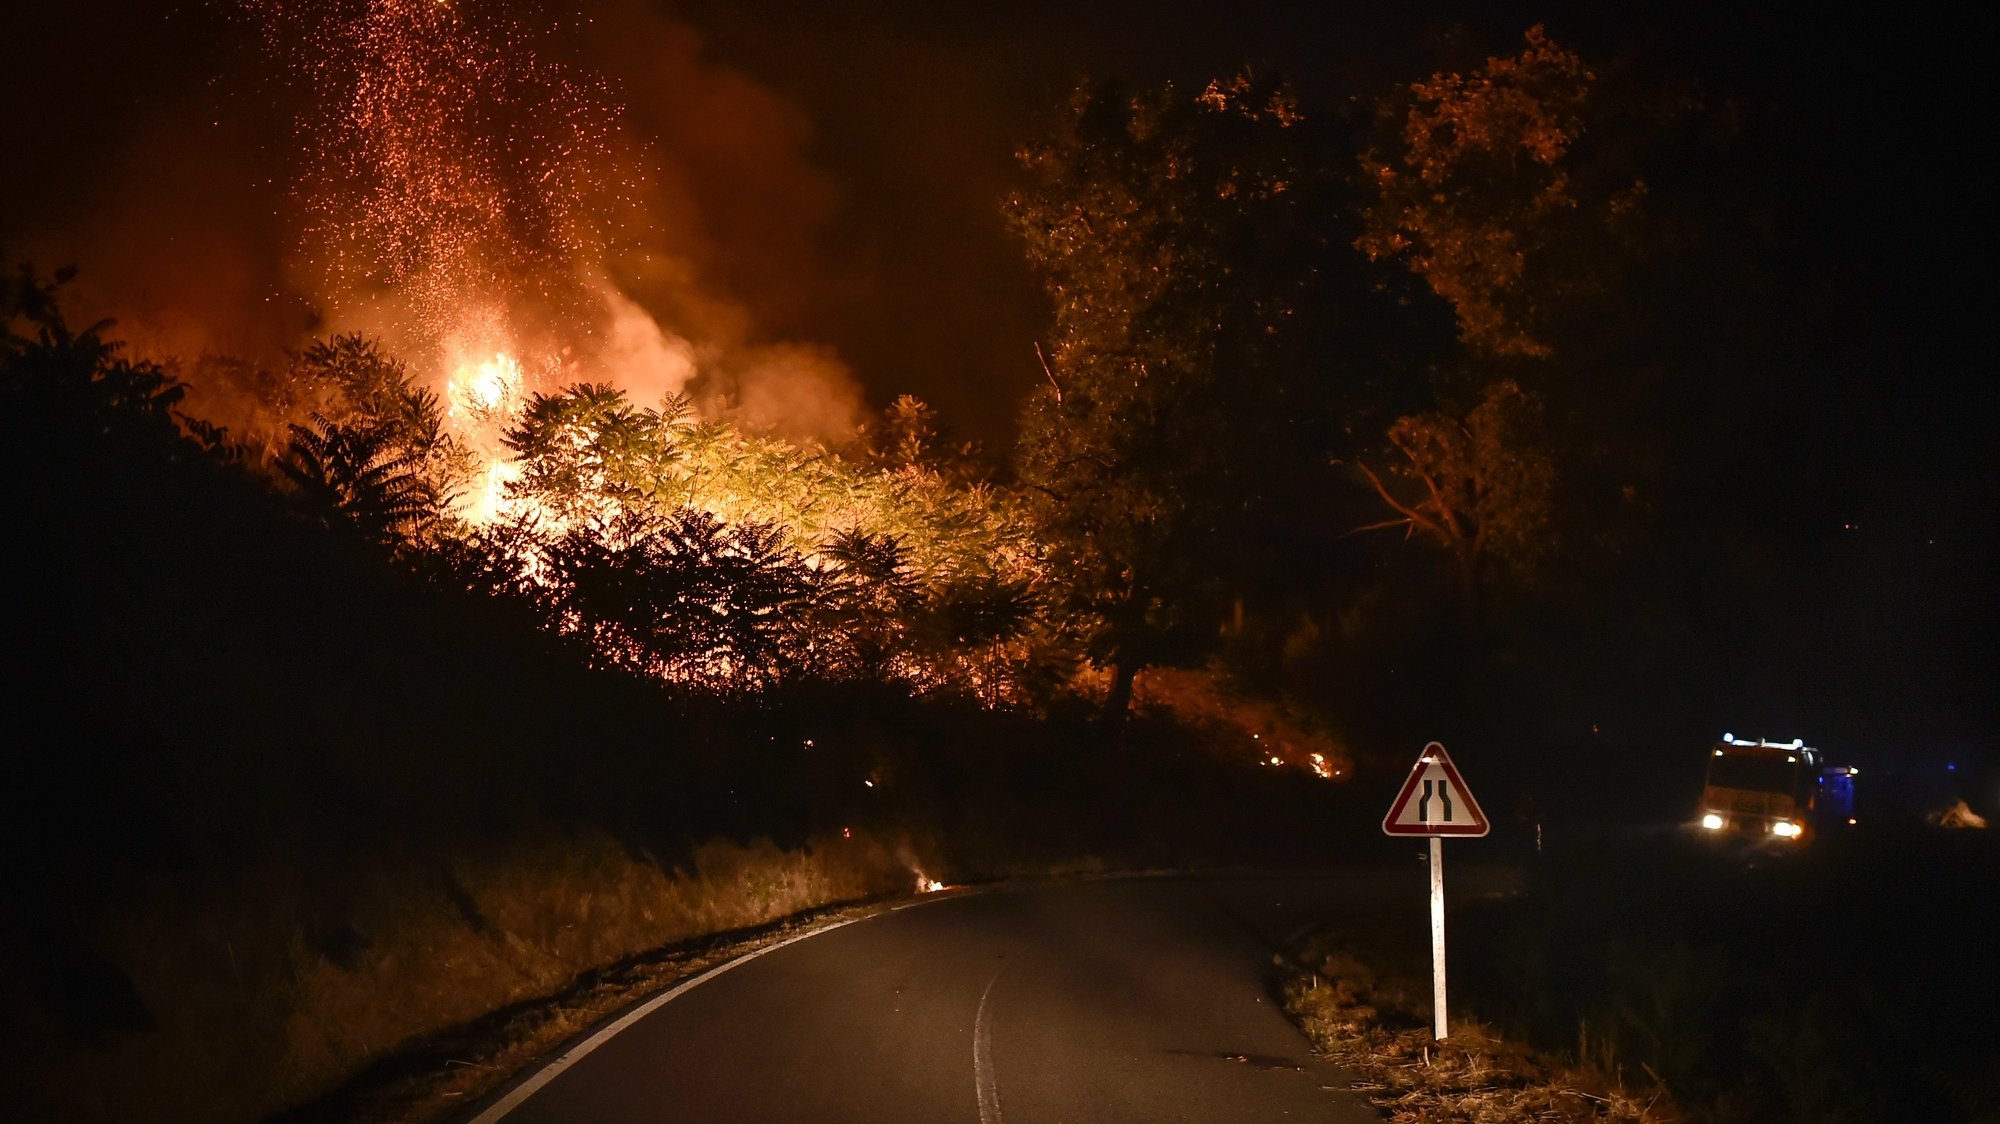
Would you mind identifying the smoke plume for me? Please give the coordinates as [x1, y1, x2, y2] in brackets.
[3, 0, 864, 444]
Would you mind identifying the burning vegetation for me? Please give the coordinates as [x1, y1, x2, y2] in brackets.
[242, 326, 1061, 701]
[107, 0, 1074, 705]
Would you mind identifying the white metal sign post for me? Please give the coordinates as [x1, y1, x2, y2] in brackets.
[1382, 741, 1489, 1040]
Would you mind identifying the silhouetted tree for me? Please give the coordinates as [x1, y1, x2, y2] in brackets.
[863, 394, 982, 482]
[1006, 73, 1385, 716]
[531, 507, 817, 691]
[819, 528, 923, 680]
[921, 572, 1041, 706]
[503, 385, 687, 523]
[248, 335, 479, 513]
[1354, 378, 1554, 615]
[276, 413, 438, 545]
[3, 264, 202, 464]
[1358, 26, 1648, 363]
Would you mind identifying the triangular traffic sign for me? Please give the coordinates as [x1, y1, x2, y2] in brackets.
[1383, 741, 1490, 836]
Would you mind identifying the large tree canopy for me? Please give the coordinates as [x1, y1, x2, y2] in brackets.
[1006, 74, 1409, 714]
[1357, 25, 1649, 363]
[1356, 378, 1554, 613]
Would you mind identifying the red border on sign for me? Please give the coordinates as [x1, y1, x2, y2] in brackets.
[1382, 741, 1490, 836]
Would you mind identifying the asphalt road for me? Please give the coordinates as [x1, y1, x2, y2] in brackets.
[471, 872, 1431, 1123]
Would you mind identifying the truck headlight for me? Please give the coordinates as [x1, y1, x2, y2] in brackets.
[1770, 820, 1802, 838]
[1701, 813, 1725, 830]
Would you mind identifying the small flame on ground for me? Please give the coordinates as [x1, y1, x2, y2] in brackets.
[1257, 749, 1343, 780]
[915, 872, 946, 893]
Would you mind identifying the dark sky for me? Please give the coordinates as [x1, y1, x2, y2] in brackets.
[3, 2, 1984, 444]
[659, 2, 1989, 448]
[662, 0, 1457, 438]
[4, 2, 1992, 768]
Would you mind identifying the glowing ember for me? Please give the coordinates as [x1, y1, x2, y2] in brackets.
[244, 0, 658, 535]
[247, 0, 627, 348]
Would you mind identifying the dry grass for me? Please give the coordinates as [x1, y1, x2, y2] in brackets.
[290, 889, 956, 1123]
[1281, 940, 1679, 1123]
[2, 828, 935, 1124]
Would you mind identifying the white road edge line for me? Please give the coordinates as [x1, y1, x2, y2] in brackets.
[465, 917, 861, 1123]
[466, 888, 984, 1112]
[973, 965, 1009, 1124]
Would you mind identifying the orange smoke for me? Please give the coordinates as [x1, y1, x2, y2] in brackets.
[9, 0, 864, 464]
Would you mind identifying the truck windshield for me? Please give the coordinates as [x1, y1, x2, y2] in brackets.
[1708, 754, 1797, 794]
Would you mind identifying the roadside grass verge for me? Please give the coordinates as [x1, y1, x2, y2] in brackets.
[1281, 925, 1674, 1122]
[275, 879, 954, 1123]
[1, 696, 1376, 1124]
[0, 829, 928, 1124]
[1281, 828, 2000, 1123]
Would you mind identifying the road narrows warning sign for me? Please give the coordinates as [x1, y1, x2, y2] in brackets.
[1382, 741, 1490, 837]
[1382, 740, 1490, 1042]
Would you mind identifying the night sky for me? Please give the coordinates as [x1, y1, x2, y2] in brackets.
[3, 1, 1992, 778]
[8, 4, 1985, 438]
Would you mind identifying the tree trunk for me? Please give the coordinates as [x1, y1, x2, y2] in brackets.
[1104, 660, 1138, 724]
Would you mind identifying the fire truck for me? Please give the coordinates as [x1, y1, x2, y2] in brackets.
[1697, 734, 1857, 842]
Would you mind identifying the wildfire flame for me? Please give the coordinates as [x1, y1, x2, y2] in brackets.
[245, 0, 878, 548]
[450, 351, 524, 416]
[441, 348, 532, 524]
[248, 0, 661, 527]
[468, 457, 522, 526]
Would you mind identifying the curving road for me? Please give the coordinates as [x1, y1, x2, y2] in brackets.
[467, 872, 1430, 1123]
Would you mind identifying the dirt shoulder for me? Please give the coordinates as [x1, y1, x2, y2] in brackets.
[1278, 926, 1678, 1123]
